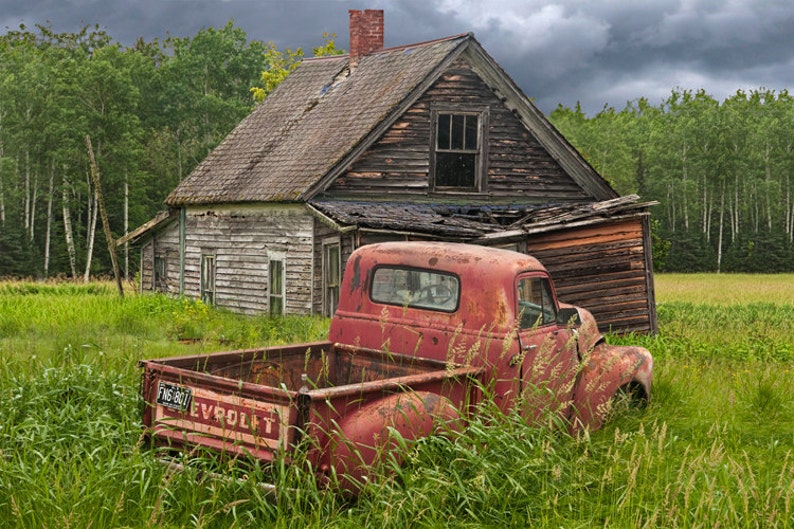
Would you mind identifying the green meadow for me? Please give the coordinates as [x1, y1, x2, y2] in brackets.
[0, 276, 792, 528]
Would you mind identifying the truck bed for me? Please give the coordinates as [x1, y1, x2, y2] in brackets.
[140, 341, 482, 464]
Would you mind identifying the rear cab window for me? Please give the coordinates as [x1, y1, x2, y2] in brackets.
[371, 266, 460, 312]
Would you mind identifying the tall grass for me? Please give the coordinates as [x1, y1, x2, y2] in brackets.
[0, 280, 792, 527]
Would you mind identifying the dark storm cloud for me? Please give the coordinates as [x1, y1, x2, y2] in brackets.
[3, 0, 794, 115]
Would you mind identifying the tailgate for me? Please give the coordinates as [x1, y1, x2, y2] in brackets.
[141, 360, 299, 461]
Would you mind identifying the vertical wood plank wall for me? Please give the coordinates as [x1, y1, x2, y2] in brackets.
[140, 221, 180, 295]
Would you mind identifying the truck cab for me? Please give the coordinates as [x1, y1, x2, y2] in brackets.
[329, 241, 652, 429]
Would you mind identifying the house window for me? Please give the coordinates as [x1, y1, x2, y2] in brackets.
[323, 241, 341, 317]
[201, 255, 215, 305]
[154, 256, 166, 293]
[269, 258, 285, 316]
[432, 110, 485, 192]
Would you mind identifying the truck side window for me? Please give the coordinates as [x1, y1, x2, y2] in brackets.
[371, 267, 459, 312]
[517, 277, 557, 328]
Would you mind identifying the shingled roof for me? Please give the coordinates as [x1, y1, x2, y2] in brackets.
[166, 35, 470, 206]
[165, 30, 616, 207]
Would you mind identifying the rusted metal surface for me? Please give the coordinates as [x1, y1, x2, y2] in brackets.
[140, 241, 652, 492]
[140, 341, 483, 484]
[328, 241, 653, 426]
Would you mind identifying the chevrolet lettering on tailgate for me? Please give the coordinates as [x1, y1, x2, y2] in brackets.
[155, 385, 289, 450]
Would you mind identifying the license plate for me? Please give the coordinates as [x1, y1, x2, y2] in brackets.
[156, 381, 193, 412]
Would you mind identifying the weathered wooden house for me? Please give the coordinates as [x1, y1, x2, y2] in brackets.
[121, 10, 657, 334]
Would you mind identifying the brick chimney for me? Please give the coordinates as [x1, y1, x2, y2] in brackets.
[349, 9, 384, 67]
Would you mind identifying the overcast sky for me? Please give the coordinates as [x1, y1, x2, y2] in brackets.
[3, 0, 794, 115]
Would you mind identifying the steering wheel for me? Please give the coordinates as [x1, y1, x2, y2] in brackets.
[417, 284, 454, 305]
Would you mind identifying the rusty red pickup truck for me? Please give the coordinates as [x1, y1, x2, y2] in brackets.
[140, 241, 652, 489]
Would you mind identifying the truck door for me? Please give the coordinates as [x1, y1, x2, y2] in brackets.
[514, 274, 579, 424]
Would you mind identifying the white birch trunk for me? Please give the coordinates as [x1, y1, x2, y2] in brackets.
[44, 164, 54, 278]
[29, 170, 37, 242]
[681, 157, 689, 231]
[24, 151, 29, 233]
[124, 175, 129, 280]
[764, 148, 773, 231]
[717, 183, 725, 273]
[83, 191, 98, 282]
[733, 171, 740, 241]
[62, 174, 77, 279]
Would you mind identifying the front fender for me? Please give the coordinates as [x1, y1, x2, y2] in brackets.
[572, 342, 653, 431]
[328, 391, 462, 492]
[560, 303, 603, 353]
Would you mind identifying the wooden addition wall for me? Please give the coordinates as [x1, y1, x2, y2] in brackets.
[139, 220, 180, 296]
[523, 217, 657, 334]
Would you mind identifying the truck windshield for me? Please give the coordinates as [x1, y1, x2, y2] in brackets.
[371, 267, 459, 312]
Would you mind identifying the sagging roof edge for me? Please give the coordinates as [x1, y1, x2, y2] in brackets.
[116, 209, 178, 247]
[305, 202, 359, 233]
[473, 210, 654, 245]
[309, 197, 657, 242]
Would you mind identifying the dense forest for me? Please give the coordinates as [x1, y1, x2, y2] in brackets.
[0, 22, 791, 278]
[0, 22, 329, 280]
[550, 90, 794, 272]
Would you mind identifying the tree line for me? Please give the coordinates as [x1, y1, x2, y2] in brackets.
[1, 21, 791, 277]
[549, 89, 794, 272]
[0, 21, 333, 280]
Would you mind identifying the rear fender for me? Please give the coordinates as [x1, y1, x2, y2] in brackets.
[572, 342, 653, 431]
[328, 391, 462, 492]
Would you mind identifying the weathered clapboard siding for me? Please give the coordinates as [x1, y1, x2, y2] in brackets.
[311, 222, 334, 314]
[524, 218, 655, 334]
[140, 241, 154, 292]
[180, 205, 315, 315]
[139, 219, 180, 295]
[323, 60, 589, 203]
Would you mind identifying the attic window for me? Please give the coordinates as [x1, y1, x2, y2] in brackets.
[431, 109, 487, 193]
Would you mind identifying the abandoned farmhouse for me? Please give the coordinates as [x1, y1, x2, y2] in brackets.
[121, 10, 657, 334]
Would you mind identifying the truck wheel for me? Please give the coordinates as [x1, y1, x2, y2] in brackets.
[609, 381, 648, 419]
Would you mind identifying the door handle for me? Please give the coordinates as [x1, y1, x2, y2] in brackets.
[510, 344, 537, 367]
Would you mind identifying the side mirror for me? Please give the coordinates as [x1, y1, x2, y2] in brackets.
[556, 307, 580, 327]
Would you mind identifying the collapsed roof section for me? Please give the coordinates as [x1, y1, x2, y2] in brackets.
[310, 195, 655, 243]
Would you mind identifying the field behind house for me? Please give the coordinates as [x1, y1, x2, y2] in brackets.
[0, 276, 792, 528]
